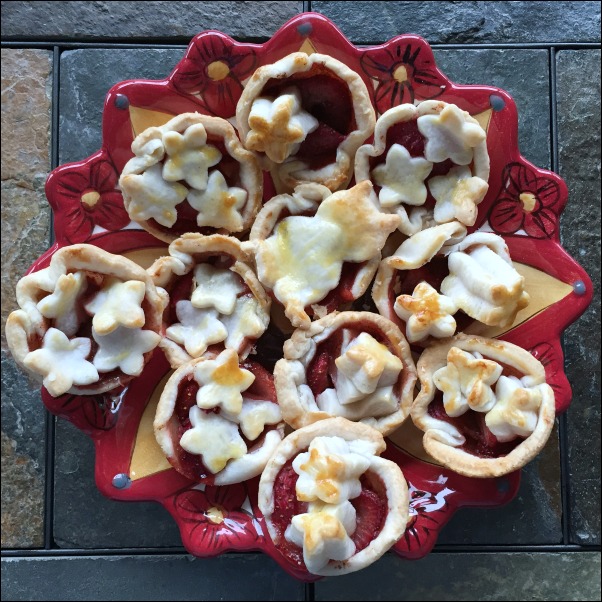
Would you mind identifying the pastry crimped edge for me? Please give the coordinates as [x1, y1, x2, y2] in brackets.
[147, 233, 271, 368]
[236, 52, 376, 192]
[274, 311, 417, 435]
[411, 333, 556, 478]
[246, 181, 392, 330]
[154, 355, 285, 486]
[258, 417, 409, 576]
[120, 112, 263, 243]
[6, 243, 168, 396]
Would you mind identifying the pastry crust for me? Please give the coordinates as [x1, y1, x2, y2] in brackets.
[247, 181, 399, 329]
[236, 52, 375, 192]
[6, 244, 167, 396]
[274, 311, 417, 435]
[258, 417, 409, 576]
[355, 102, 489, 233]
[147, 233, 271, 368]
[120, 113, 262, 243]
[411, 333, 556, 478]
[154, 353, 284, 485]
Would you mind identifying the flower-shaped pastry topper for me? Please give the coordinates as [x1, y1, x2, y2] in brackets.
[245, 87, 319, 163]
[193, 349, 255, 414]
[441, 232, 530, 328]
[433, 347, 503, 417]
[187, 170, 247, 230]
[84, 277, 147, 336]
[23, 328, 99, 397]
[162, 124, 222, 190]
[165, 302, 228, 358]
[92, 326, 161, 376]
[293, 436, 372, 505]
[394, 282, 458, 343]
[372, 144, 433, 207]
[190, 263, 244, 315]
[36, 272, 87, 336]
[429, 165, 489, 227]
[485, 376, 543, 442]
[417, 103, 486, 165]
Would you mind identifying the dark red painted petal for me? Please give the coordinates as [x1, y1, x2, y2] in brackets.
[205, 483, 247, 511]
[489, 199, 524, 234]
[62, 207, 94, 244]
[360, 49, 395, 80]
[55, 171, 90, 199]
[524, 207, 558, 239]
[95, 194, 131, 231]
[90, 159, 118, 192]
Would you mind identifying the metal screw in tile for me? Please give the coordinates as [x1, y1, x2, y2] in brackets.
[489, 94, 505, 111]
[112, 473, 131, 489]
[297, 22, 312, 36]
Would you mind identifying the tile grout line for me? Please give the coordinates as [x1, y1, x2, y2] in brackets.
[43, 44, 60, 551]
[549, 46, 572, 547]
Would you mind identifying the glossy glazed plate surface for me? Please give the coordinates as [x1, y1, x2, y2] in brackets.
[30, 13, 592, 581]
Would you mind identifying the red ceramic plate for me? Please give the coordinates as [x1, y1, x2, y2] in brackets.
[30, 13, 592, 581]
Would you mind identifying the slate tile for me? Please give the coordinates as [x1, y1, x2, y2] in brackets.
[433, 49, 551, 169]
[312, 1, 601, 44]
[53, 420, 182, 548]
[1, 1, 302, 41]
[556, 50, 601, 546]
[1, 48, 52, 549]
[1, 554, 305, 601]
[314, 551, 601, 601]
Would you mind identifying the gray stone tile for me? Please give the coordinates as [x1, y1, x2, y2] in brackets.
[434, 48, 551, 169]
[1, 1, 302, 41]
[1, 554, 305, 601]
[1, 48, 52, 549]
[313, 1, 601, 44]
[556, 50, 601, 546]
[314, 552, 601, 601]
[53, 420, 182, 548]
[59, 48, 186, 164]
[437, 426, 561, 545]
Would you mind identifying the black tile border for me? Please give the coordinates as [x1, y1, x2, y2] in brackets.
[1, 4, 601, 599]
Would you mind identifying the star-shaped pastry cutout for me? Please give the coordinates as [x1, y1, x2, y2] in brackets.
[85, 278, 146, 336]
[335, 332, 402, 403]
[23, 328, 99, 397]
[417, 104, 486, 165]
[433, 347, 503, 417]
[37, 271, 87, 336]
[190, 263, 243, 315]
[394, 282, 458, 343]
[293, 437, 370, 505]
[372, 143, 433, 207]
[222, 399, 282, 441]
[485, 376, 543, 442]
[429, 165, 489, 226]
[165, 301, 228, 358]
[92, 326, 160, 376]
[245, 88, 319, 163]
[221, 296, 267, 351]
[194, 349, 255, 415]
[180, 406, 247, 474]
[187, 170, 247, 231]
[120, 163, 188, 227]
[162, 124, 222, 190]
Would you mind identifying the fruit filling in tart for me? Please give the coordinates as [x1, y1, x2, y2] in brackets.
[5, 244, 165, 397]
[236, 52, 375, 192]
[274, 311, 416, 435]
[148, 233, 271, 368]
[411, 334, 555, 478]
[372, 231, 530, 344]
[119, 113, 262, 243]
[259, 418, 408, 576]
[355, 101, 490, 235]
[154, 349, 284, 485]
[248, 181, 400, 329]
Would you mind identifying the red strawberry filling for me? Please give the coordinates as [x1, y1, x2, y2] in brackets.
[262, 72, 354, 170]
[166, 360, 277, 483]
[271, 459, 387, 571]
[427, 393, 524, 458]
